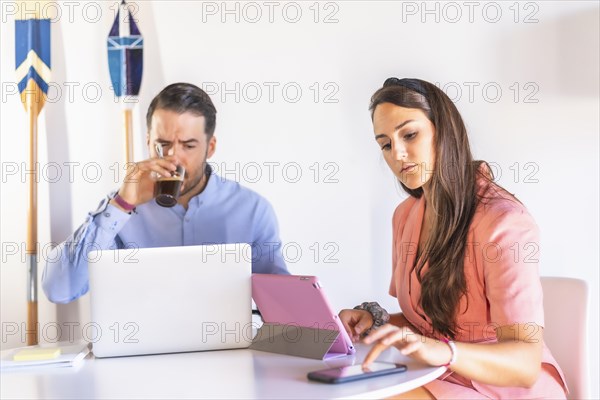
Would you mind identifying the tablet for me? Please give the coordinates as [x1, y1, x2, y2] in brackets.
[252, 274, 355, 357]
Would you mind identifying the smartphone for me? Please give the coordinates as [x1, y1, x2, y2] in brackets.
[307, 362, 407, 384]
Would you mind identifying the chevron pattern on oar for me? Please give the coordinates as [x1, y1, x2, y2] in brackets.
[15, 17, 51, 113]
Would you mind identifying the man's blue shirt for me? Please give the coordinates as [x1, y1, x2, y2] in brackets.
[42, 168, 289, 303]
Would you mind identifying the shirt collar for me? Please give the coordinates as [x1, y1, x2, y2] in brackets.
[189, 164, 219, 207]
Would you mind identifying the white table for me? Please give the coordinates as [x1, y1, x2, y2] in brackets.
[1, 344, 445, 399]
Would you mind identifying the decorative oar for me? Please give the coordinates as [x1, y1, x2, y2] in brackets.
[107, 0, 143, 165]
[15, 3, 52, 346]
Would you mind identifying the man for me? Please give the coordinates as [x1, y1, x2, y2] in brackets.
[42, 83, 288, 304]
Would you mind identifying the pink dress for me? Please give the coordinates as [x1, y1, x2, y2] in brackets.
[389, 178, 568, 399]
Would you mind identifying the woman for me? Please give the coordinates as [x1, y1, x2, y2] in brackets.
[339, 78, 568, 399]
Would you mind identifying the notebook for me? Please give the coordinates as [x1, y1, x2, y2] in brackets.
[1, 342, 90, 370]
[87, 244, 252, 357]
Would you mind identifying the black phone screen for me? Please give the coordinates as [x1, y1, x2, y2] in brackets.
[307, 362, 407, 384]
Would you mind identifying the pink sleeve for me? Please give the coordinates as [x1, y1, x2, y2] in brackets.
[477, 205, 544, 328]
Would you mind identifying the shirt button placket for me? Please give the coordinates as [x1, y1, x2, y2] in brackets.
[183, 215, 191, 245]
[183, 203, 197, 245]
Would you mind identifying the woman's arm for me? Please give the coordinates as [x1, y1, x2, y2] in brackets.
[389, 313, 418, 330]
[362, 322, 543, 388]
[340, 310, 415, 342]
[450, 323, 543, 387]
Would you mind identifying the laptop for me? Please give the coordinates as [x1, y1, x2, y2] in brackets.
[88, 244, 252, 358]
[251, 274, 355, 359]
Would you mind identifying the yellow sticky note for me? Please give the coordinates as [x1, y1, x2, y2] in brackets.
[13, 347, 61, 361]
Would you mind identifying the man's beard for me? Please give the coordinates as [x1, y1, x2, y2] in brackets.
[180, 160, 207, 197]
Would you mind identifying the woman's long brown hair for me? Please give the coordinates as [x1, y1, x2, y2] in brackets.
[370, 78, 488, 339]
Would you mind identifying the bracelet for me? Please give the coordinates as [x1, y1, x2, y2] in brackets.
[113, 193, 136, 212]
[353, 302, 390, 334]
[441, 337, 457, 367]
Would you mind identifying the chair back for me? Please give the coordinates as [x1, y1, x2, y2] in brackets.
[541, 277, 589, 399]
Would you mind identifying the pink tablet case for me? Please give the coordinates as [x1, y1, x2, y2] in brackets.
[251, 274, 355, 358]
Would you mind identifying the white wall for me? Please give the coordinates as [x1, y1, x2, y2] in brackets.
[1, 1, 598, 397]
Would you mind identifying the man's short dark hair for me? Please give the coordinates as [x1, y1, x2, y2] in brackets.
[146, 83, 217, 137]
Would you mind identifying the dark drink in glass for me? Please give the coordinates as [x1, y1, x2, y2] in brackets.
[156, 166, 185, 207]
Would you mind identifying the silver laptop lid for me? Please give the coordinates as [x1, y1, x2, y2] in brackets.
[88, 243, 252, 357]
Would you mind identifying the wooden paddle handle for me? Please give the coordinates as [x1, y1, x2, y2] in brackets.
[124, 109, 133, 164]
[27, 301, 38, 346]
[26, 98, 39, 345]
